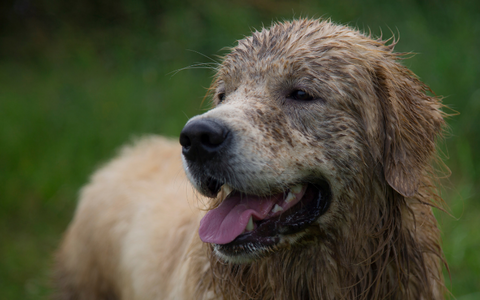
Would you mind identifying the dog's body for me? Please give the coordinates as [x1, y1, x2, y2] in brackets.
[55, 138, 206, 299]
[55, 19, 446, 299]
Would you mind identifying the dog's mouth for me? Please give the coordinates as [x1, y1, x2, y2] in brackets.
[198, 178, 331, 261]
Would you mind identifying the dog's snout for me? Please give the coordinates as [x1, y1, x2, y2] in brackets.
[180, 119, 229, 162]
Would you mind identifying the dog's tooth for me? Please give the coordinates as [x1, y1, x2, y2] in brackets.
[291, 184, 303, 194]
[285, 191, 296, 203]
[246, 216, 254, 231]
[222, 184, 233, 196]
[272, 204, 284, 213]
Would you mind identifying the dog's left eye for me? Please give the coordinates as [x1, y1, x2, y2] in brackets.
[288, 90, 315, 101]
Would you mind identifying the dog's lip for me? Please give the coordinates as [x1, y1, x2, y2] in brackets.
[205, 176, 223, 197]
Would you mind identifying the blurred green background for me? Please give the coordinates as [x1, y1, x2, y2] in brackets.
[1, 0, 479, 298]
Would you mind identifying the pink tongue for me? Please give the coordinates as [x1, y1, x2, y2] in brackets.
[199, 193, 283, 244]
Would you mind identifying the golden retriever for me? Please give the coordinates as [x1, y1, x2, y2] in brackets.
[54, 19, 446, 299]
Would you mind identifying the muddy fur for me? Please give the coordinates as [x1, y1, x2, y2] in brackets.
[54, 19, 447, 299]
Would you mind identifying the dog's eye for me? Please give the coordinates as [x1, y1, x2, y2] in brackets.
[218, 93, 226, 102]
[288, 90, 315, 101]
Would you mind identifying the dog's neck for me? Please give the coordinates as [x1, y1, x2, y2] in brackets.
[186, 182, 444, 300]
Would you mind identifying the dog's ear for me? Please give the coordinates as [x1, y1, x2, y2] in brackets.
[375, 58, 444, 197]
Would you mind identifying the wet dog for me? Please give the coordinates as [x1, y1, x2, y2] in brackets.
[55, 19, 446, 299]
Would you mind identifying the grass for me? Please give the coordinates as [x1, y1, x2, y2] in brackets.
[1, 0, 479, 298]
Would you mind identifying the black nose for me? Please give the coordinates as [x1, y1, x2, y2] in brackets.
[179, 119, 229, 162]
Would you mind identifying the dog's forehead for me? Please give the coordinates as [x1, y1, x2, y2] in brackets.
[219, 19, 365, 83]
[213, 21, 388, 103]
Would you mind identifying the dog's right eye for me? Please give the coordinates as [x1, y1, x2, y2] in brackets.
[288, 90, 315, 101]
[218, 93, 226, 102]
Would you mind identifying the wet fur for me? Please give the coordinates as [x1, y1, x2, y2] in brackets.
[54, 19, 446, 299]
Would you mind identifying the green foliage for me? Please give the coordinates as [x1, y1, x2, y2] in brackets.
[1, 0, 479, 298]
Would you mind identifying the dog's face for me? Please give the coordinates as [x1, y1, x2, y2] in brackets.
[180, 20, 443, 263]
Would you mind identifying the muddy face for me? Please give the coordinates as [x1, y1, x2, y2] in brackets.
[180, 21, 384, 263]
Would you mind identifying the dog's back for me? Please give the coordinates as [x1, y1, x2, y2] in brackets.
[54, 137, 203, 299]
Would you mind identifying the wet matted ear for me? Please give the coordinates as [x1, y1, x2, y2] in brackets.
[375, 59, 444, 197]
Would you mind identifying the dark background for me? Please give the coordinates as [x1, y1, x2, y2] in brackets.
[1, 0, 479, 298]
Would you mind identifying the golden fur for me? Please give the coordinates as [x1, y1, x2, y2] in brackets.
[54, 19, 446, 299]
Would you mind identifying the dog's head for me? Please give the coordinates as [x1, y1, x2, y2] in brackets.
[180, 19, 444, 263]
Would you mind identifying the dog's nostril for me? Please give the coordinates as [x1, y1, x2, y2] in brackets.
[179, 119, 229, 162]
[179, 134, 192, 149]
[200, 132, 224, 147]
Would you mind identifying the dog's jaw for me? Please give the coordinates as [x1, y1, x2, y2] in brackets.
[183, 152, 333, 263]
